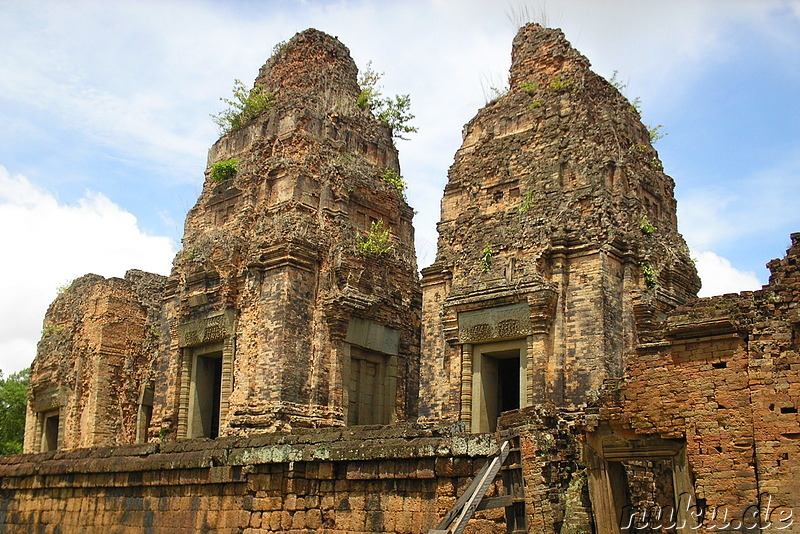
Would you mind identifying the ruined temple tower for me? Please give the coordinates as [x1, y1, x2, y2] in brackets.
[147, 29, 421, 439]
[419, 24, 700, 432]
[24, 271, 165, 452]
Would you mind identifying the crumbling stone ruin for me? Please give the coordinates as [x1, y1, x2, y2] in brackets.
[1, 24, 797, 534]
[23, 270, 166, 452]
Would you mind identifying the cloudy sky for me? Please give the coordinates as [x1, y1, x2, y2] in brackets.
[1, 0, 799, 373]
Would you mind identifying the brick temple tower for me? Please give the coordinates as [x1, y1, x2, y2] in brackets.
[24, 271, 165, 452]
[148, 29, 421, 439]
[419, 24, 700, 432]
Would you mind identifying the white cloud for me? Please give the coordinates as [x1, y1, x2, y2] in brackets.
[0, 1, 283, 181]
[694, 250, 763, 297]
[0, 166, 177, 373]
[677, 190, 737, 251]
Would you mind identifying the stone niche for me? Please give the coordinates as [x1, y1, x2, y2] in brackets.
[27, 386, 66, 453]
[343, 318, 400, 426]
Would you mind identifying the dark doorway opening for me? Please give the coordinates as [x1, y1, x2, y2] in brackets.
[498, 356, 520, 414]
[43, 412, 59, 452]
[480, 348, 521, 432]
[193, 351, 223, 438]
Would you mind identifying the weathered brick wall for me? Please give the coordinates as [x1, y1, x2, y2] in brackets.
[2, 426, 506, 533]
[610, 330, 756, 507]
[593, 233, 800, 531]
[499, 406, 591, 534]
[750, 234, 800, 515]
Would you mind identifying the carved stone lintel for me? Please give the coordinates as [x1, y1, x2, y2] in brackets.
[444, 286, 557, 344]
[177, 309, 236, 348]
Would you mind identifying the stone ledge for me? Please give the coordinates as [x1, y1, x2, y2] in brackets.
[0, 424, 499, 484]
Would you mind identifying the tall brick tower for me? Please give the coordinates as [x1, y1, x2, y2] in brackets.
[149, 29, 421, 438]
[419, 24, 699, 431]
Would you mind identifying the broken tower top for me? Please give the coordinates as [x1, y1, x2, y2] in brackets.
[255, 28, 361, 106]
[509, 23, 591, 88]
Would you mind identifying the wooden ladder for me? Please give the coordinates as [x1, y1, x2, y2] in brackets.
[500, 434, 527, 534]
[429, 437, 527, 534]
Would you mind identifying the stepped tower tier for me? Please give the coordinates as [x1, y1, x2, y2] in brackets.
[419, 23, 700, 431]
[150, 29, 421, 438]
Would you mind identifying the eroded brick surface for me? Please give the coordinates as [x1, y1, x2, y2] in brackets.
[148, 28, 420, 438]
[591, 234, 800, 531]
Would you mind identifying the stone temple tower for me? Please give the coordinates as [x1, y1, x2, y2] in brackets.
[419, 24, 700, 432]
[149, 29, 421, 439]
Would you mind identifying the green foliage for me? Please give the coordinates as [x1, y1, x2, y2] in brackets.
[519, 81, 538, 94]
[271, 40, 287, 57]
[356, 90, 371, 110]
[487, 84, 509, 100]
[42, 324, 64, 337]
[650, 157, 663, 171]
[356, 220, 394, 256]
[641, 263, 659, 289]
[608, 70, 627, 93]
[630, 143, 649, 153]
[548, 76, 573, 93]
[56, 280, 71, 295]
[376, 94, 417, 139]
[211, 79, 275, 135]
[518, 190, 535, 214]
[209, 158, 239, 182]
[630, 97, 643, 117]
[608, 71, 642, 116]
[0, 368, 30, 455]
[529, 101, 543, 110]
[381, 168, 407, 199]
[639, 215, 657, 235]
[679, 245, 697, 267]
[482, 73, 509, 103]
[357, 61, 383, 110]
[481, 244, 494, 273]
[648, 124, 667, 143]
[357, 62, 418, 139]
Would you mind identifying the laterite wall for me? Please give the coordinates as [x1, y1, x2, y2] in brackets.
[0, 425, 507, 534]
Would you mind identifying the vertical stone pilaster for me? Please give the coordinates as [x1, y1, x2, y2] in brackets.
[460, 343, 473, 431]
[177, 348, 191, 439]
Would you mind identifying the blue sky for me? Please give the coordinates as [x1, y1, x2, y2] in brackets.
[1, 0, 799, 373]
